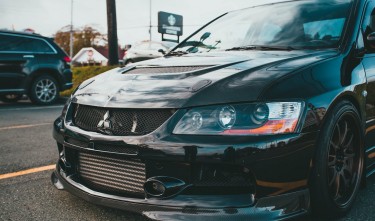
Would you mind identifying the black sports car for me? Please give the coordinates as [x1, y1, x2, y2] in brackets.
[52, 0, 375, 220]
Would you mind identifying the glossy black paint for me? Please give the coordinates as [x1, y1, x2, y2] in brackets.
[52, 0, 375, 220]
[0, 31, 72, 95]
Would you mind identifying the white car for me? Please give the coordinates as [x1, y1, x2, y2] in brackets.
[123, 41, 177, 65]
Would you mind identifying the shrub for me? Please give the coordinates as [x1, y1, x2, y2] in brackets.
[61, 65, 118, 97]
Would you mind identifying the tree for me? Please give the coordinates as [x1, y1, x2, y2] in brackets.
[54, 25, 107, 56]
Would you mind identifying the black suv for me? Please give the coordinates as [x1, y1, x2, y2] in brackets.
[0, 31, 72, 104]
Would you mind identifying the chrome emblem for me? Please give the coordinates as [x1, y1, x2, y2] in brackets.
[131, 113, 138, 133]
[97, 111, 112, 132]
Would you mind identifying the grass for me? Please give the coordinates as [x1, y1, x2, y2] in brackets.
[60, 65, 118, 97]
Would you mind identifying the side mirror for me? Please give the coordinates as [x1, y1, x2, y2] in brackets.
[367, 32, 375, 46]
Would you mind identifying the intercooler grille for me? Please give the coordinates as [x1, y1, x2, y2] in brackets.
[124, 66, 212, 74]
[78, 151, 146, 197]
[72, 104, 174, 136]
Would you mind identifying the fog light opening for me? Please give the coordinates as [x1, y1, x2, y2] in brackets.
[144, 181, 166, 197]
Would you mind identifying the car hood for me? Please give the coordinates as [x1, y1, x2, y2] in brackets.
[72, 50, 338, 108]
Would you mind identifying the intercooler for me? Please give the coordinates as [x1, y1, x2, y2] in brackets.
[77, 151, 146, 197]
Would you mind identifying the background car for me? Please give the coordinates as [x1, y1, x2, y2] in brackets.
[123, 40, 177, 65]
[0, 31, 72, 104]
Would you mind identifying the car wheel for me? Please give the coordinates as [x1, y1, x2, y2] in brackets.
[29, 75, 59, 105]
[0, 94, 22, 103]
[310, 100, 364, 218]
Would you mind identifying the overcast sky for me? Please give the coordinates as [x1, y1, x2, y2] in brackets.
[0, 0, 280, 46]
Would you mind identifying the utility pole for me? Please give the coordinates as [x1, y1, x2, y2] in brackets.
[106, 0, 119, 65]
[149, 0, 152, 41]
[69, 0, 74, 58]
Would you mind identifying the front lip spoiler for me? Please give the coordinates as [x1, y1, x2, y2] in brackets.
[52, 165, 310, 221]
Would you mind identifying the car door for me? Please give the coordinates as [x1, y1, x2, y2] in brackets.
[0, 33, 38, 91]
[361, 0, 375, 172]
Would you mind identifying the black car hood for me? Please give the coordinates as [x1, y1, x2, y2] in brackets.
[72, 50, 338, 108]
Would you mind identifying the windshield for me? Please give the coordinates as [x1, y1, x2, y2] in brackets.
[172, 0, 353, 53]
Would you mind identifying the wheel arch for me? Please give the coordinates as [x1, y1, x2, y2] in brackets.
[308, 91, 367, 187]
[319, 91, 365, 130]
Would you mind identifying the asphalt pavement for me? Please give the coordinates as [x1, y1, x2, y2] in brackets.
[0, 99, 374, 221]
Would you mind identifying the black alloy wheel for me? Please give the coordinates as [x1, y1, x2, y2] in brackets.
[310, 100, 363, 218]
[0, 94, 22, 103]
[29, 75, 59, 105]
[327, 115, 361, 206]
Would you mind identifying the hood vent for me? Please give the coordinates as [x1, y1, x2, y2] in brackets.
[123, 66, 212, 74]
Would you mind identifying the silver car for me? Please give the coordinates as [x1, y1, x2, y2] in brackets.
[123, 41, 177, 65]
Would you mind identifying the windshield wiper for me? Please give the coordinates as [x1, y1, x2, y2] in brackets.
[226, 46, 257, 51]
[166, 50, 189, 56]
[226, 45, 295, 51]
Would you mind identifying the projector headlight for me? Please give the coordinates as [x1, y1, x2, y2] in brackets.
[173, 102, 303, 135]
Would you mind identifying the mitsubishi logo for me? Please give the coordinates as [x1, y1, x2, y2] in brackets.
[97, 110, 139, 135]
[97, 111, 112, 133]
[131, 112, 138, 133]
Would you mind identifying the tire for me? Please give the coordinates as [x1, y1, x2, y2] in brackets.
[0, 94, 22, 103]
[310, 100, 364, 218]
[29, 75, 59, 105]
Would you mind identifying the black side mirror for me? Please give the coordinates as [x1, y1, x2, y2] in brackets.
[367, 32, 375, 46]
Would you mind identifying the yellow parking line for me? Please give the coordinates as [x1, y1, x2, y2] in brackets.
[0, 164, 55, 180]
[0, 123, 51, 131]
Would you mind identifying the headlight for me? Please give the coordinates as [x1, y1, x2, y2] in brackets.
[173, 102, 303, 135]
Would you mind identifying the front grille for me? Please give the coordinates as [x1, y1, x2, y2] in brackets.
[124, 66, 211, 74]
[72, 104, 174, 136]
[78, 151, 146, 197]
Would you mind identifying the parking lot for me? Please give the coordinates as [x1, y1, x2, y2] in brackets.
[0, 99, 374, 221]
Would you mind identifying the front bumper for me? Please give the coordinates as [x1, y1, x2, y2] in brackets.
[52, 167, 309, 220]
[52, 116, 317, 220]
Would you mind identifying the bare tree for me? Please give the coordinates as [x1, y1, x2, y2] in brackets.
[54, 26, 107, 56]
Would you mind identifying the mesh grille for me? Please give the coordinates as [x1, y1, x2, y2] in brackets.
[78, 151, 146, 197]
[72, 104, 174, 136]
[124, 66, 211, 74]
